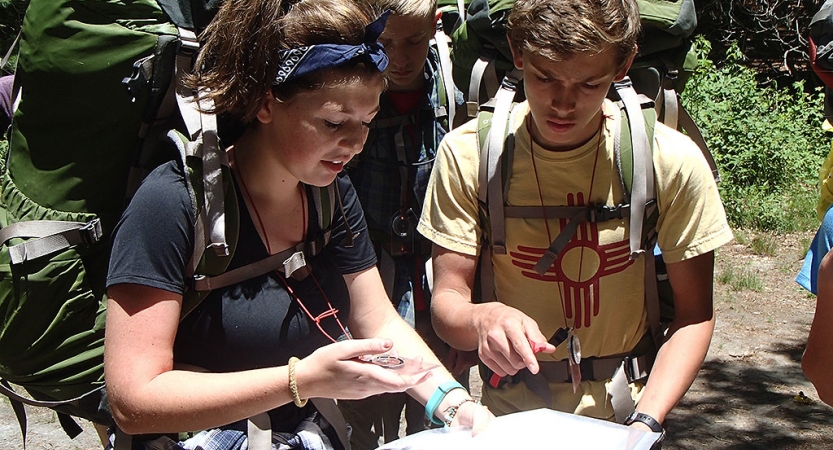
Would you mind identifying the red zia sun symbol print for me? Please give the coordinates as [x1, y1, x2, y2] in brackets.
[509, 193, 634, 329]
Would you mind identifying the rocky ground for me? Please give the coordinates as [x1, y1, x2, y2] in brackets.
[2, 231, 832, 449]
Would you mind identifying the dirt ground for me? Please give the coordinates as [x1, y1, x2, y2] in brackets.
[2, 231, 832, 449]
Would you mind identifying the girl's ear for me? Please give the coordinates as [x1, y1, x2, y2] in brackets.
[255, 94, 275, 124]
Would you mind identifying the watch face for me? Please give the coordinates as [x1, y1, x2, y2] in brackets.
[567, 333, 581, 364]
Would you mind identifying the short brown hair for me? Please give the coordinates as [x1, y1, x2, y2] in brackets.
[373, 0, 437, 20]
[507, 0, 641, 72]
[188, 0, 384, 123]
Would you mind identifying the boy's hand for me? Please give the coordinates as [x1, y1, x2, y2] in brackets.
[471, 303, 556, 378]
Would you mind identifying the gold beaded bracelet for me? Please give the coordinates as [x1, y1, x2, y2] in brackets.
[288, 356, 308, 408]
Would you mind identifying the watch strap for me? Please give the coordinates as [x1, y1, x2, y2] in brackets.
[624, 411, 664, 433]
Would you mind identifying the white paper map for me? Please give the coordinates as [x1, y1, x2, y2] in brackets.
[376, 408, 662, 450]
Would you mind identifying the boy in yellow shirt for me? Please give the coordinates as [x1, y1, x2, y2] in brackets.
[418, 0, 733, 436]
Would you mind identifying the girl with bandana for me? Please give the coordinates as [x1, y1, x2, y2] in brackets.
[102, 0, 492, 448]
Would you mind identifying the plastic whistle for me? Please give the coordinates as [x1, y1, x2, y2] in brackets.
[488, 339, 550, 388]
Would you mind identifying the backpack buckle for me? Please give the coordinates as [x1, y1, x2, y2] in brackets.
[622, 355, 650, 383]
[589, 204, 627, 222]
[79, 219, 103, 246]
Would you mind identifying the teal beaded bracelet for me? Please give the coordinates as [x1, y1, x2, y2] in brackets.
[424, 381, 466, 425]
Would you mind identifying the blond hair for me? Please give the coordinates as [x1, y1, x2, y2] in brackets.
[507, 0, 641, 71]
[188, 0, 383, 123]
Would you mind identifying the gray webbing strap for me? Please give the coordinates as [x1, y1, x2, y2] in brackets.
[433, 21, 456, 126]
[467, 57, 492, 118]
[478, 71, 520, 255]
[532, 208, 587, 275]
[2, 219, 102, 264]
[678, 103, 720, 183]
[660, 88, 678, 130]
[187, 209, 208, 282]
[197, 102, 227, 257]
[615, 81, 653, 258]
[0, 380, 101, 409]
[456, 0, 466, 20]
[247, 412, 272, 450]
[166, 129, 207, 281]
[192, 243, 307, 292]
[311, 398, 351, 450]
[174, 27, 228, 258]
[609, 362, 636, 423]
[508, 202, 631, 274]
[504, 205, 599, 219]
[484, 74, 521, 255]
[0, 379, 103, 448]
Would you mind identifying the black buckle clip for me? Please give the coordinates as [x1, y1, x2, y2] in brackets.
[589, 203, 627, 222]
[79, 219, 103, 246]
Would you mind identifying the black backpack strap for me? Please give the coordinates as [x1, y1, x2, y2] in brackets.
[0, 380, 97, 444]
[0, 380, 29, 446]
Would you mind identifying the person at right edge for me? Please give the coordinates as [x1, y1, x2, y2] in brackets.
[417, 0, 733, 443]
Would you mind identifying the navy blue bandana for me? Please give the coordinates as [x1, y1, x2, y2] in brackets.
[274, 11, 390, 85]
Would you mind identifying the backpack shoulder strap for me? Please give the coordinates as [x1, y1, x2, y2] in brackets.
[181, 177, 341, 318]
[433, 19, 457, 127]
[613, 78, 658, 258]
[166, 128, 239, 320]
[478, 70, 522, 254]
[474, 71, 521, 302]
[612, 78, 665, 353]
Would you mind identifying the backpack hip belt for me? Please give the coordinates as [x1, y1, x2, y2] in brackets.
[533, 352, 652, 384]
[482, 332, 655, 422]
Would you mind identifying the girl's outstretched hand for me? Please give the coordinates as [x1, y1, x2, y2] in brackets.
[294, 338, 434, 401]
[450, 399, 494, 436]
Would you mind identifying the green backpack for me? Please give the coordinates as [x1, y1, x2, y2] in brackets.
[0, 0, 343, 445]
[448, 0, 711, 164]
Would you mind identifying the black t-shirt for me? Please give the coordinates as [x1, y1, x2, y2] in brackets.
[107, 160, 376, 432]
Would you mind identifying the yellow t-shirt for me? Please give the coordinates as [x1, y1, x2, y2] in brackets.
[418, 100, 733, 417]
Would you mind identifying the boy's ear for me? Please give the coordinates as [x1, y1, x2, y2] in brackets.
[613, 45, 638, 81]
[509, 39, 524, 70]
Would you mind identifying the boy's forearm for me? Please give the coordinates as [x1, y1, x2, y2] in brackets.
[430, 289, 480, 351]
[634, 314, 715, 424]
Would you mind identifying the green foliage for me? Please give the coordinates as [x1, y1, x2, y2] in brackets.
[749, 233, 778, 256]
[716, 265, 764, 292]
[0, 0, 28, 73]
[682, 37, 828, 232]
